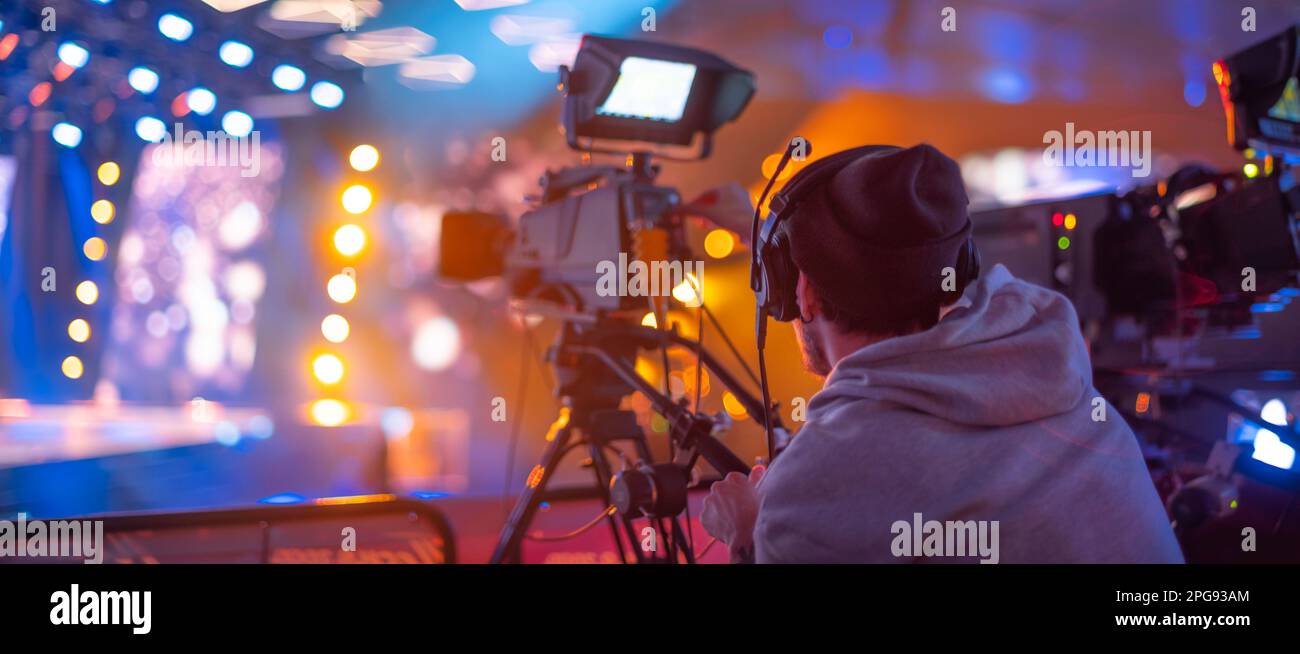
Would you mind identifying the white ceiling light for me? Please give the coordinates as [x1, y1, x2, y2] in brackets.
[454, 0, 530, 10]
[260, 0, 383, 38]
[324, 27, 434, 67]
[489, 15, 573, 46]
[398, 54, 476, 90]
[200, 0, 272, 11]
[528, 36, 581, 73]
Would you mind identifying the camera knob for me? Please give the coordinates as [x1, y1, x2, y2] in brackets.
[610, 467, 654, 518]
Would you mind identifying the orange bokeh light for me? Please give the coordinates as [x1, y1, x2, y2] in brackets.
[0, 34, 20, 61]
[53, 62, 75, 82]
[29, 82, 51, 107]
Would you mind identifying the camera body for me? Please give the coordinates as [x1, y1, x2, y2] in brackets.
[439, 161, 689, 314]
[503, 162, 685, 313]
[438, 36, 753, 317]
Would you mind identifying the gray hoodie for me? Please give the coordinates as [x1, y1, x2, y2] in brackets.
[754, 264, 1184, 563]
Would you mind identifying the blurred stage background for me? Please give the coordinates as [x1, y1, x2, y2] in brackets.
[2, 0, 1299, 562]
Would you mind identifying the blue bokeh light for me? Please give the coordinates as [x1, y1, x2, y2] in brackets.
[979, 66, 1033, 104]
[823, 26, 853, 49]
[272, 64, 306, 92]
[158, 13, 193, 42]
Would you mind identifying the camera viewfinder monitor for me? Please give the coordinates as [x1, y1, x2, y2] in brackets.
[1215, 25, 1300, 154]
[561, 35, 755, 158]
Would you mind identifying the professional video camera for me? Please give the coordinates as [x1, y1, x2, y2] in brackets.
[1074, 27, 1300, 541]
[436, 36, 782, 564]
[1109, 26, 1300, 324]
[438, 35, 755, 315]
[1216, 24, 1300, 155]
[966, 29, 1300, 556]
[975, 27, 1300, 340]
[1082, 27, 1300, 344]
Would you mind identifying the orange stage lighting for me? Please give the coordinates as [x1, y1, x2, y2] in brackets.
[53, 61, 75, 82]
[171, 92, 191, 117]
[315, 494, 397, 506]
[29, 82, 51, 107]
[309, 399, 351, 426]
[0, 34, 19, 61]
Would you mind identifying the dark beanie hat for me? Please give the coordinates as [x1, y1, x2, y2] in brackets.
[786, 143, 972, 322]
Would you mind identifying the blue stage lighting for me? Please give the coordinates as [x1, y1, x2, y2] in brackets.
[219, 40, 254, 68]
[51, 122, 83, 148]
[158, 13, 194, 42]
[1234, 397, 1297, 471]
[57, 42, 90, 69]
[135, 116, 167, 142]
[222, 110, 254, 137]
[128, 66, 160, 94]
[271, 64, 306, 92]
[412, 491, 453, 500]
[187, 87, 217, 115]
[310, 81, 344, 109]
[248, 415, 275, 439]
[1252, 398, 1296, 470]
[258, 493, 305, 505]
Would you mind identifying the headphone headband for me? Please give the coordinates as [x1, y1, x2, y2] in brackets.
[768, 145, 902, 221]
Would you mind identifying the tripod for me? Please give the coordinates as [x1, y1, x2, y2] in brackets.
[490, 319, 776, 564]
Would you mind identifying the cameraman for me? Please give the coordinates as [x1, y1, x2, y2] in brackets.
[699, 144, 1183, 563]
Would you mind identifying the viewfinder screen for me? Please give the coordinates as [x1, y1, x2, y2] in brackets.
[596, 57, 697, 123]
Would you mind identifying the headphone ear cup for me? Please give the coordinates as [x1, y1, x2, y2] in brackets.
[769, 229, 801, 322]
[954, 238, 981, 294]
[755, 146, 904, 323]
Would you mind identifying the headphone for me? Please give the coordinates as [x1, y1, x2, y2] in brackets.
[750, 143, 981, 326]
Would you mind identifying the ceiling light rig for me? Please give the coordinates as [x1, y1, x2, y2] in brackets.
[0, 0, 363, 157]
[0, 0, 365, 393]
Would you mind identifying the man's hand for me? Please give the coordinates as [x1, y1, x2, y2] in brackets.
[700, 465, 765, 560]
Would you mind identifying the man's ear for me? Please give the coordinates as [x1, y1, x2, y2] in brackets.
[795, 273, 817, 322]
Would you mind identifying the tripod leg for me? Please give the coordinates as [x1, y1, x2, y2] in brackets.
[671, 516, 695, 564]
[490, 421, 575, 564]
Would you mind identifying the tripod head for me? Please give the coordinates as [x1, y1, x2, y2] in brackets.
[545, 317, 777, 520]
[548, 319, 642, 413]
